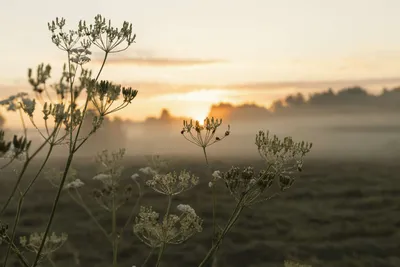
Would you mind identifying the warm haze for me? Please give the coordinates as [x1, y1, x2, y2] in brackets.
[2, 0, 400, 128]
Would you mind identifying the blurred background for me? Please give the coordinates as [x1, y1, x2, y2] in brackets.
[1, 1, 400, 266]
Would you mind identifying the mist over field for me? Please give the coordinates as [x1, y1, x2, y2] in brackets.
[4, 86, 399, 162]
[1, 79, 400, 267]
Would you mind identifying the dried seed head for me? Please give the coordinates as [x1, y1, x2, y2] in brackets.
[181, 117, 230, 149]
[146, 170, 199, 196]
[133, 205, 202, 248]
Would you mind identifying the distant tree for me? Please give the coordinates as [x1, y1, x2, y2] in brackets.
[159, 108, 172, 121]
[284, 92, 306, 107]
[307, 88, 336, 106]
[270, 99, 285, 112]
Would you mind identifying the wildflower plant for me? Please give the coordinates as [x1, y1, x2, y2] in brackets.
[0, 14, 315, 267]
[0, 14, 138, 267]
[19, 232, 68, 264]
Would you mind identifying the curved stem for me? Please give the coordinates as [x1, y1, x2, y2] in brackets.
[112, 189, 118, 267]
[2, 234, 30, 267]
[3, 144, 54, 266]
[141, 248, 155, 267]
[120, 181, 142, 237]
[69, 189, 110, 241]
[72, 52, 108, 153]
[198, 199, 245, 267]
[32, 153, 74, 267]
[0, 134, 53, 216]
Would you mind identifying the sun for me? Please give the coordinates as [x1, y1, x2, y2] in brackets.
[193, 113, 208, 124]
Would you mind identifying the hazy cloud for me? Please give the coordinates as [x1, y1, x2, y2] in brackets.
[223, 77, 400, 91]
[92, 56, 227, 67]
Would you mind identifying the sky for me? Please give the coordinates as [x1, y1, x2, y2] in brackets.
[2, 0, 400, 128]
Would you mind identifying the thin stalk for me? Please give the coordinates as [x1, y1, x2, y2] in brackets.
[69, 189, 110, 241]
[198, 199, 245, 267]
[3, 192, 23, 266]
[155, 195, 172, 267]
[31, 153, 74, 267]
[0, 134, 53, 216]
[32, 50, 109, 267]
[120, 182, 142, 236]
[3, 143, 54, 266]
[18, 108, 28, 145]
[3, 235, 30, 267]
[141, 248, 155, 267]
[202, 147, 217, 254]
[112, 190, 118, 267]
[72, 52, 108, 153]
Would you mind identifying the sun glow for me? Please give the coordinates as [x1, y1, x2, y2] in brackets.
[190, 110, 209, 125]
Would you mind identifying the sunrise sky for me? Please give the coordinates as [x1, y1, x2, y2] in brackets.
[2, 0, 400, 128]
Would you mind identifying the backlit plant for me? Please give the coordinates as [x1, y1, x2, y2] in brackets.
[0, 15, 313, 267]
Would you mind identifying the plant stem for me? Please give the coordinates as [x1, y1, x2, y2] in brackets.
[120, 182, 142, 237]
[202, 147, 217, 259]
[33, 49, 110, 267]
[0, 135, 52, 216]
[2, 235, 30, 267]
[4, 142, 52, 266]
[202, 147, 209, 165]
[112, 189, 118, 267]
[155, 195, 172, 267]
[3, 193, 23, 266]
[69, 190, 110, 241]
[141, 248, 155, 267]
[32, 153, 74, 267]
[198, 199, 244, 267]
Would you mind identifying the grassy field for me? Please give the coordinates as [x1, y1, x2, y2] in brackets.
[0, 156, 399, 267]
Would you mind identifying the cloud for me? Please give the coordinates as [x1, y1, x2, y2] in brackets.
[223, 77, 400, 91]
[92, 56, 227, 67]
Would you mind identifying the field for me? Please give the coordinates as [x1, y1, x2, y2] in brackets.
[0, 155, 399, 267]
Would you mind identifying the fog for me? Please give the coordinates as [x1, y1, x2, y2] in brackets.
[5, 112, 398, 163]
[2, 86, 400, 162]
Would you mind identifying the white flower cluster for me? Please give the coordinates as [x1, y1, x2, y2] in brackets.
[20, 232, 68, 257]
[145, 170, 199, 196]
[176, 204, 196, 216]
[133, 205, 202, 248]
[209, 170, 221, 188]
[93, 149, 126, 188]
[65, 179, 85, 189]
[131, 173, 140, 180]
[139, 166, 158, 176]
[45, 167, 84, 190]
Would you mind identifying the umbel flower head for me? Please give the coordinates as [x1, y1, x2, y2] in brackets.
[180, 117, 230, 149]
[146, 170, 199, 196]
[216, 166, 276, 206]
[87, 79, 138, 116]
[214, 131, 313, 206]
[133, 205, 203, 248]
[90, 149, 136, 211]
[255, 130, 312, 174]
[19, 232, 68, 259]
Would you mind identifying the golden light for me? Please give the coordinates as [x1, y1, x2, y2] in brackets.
[190, 109, 209, 125]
